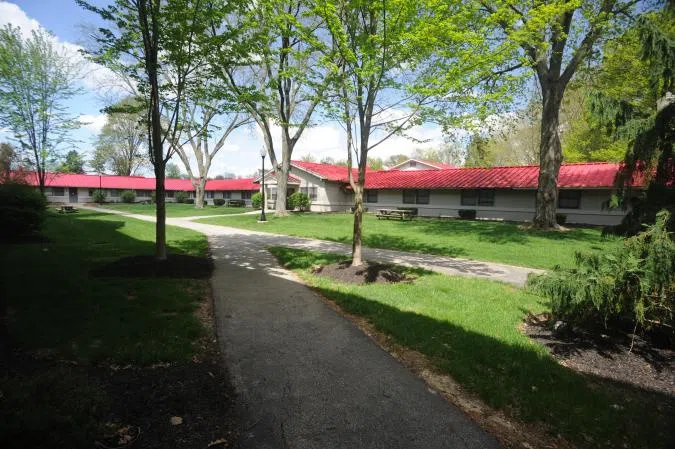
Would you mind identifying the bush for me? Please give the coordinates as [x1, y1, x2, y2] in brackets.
[556, 213, 567, 225]
[288, 192, 311, 212]
[214, 198, 226, 206]
[251, 192, 263, 209]
[0, 183, 47, 239]
[121, 190, 136, 203]
[174, 191, 188, 203]
[528, 210, 675, 339]
[458, 209, 476, 220]
[151, 191, 156, 204]
[203, 199, 208, 206]
[184, 198, 195, 204]
[92, 190, 106, 204]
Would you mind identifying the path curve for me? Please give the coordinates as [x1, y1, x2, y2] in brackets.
[83, 206, 516, 448]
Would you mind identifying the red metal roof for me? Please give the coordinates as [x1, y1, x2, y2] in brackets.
[291, 160, 366, 182]
[363, 163, 638, 189]
[21, 172, 258, 191]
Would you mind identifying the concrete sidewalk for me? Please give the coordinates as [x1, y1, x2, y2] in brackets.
[82, 206, 539, 286]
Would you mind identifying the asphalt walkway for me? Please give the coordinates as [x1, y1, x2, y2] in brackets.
[82, 206, 527, 448]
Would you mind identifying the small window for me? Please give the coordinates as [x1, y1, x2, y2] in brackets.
[403, 189, 416, 204]
[365, 190, 378, 203]
[308, 187, 317, 201]
[136, 190, 150, 197]
[166, 190, 175, 198]
[478, 190, 494, 206]
[223, 191, 231, 199]
[206, 191, 214, 199]
[461, 190, 477, 206]
[241, 191, 252, 200]
[417, 190, 430, 205]
[558, 190, 581, 209]
[88, 188, 95, 197]
[49, 187, 65, 196]
[109, 189, 120, 198]
[270, 188, 277, 200]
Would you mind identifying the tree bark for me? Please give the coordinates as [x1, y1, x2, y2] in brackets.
[351, 184, 364, 266]
[195, 178, 206, 208]
[533, 85, 564, 229]
[275, 138, 292, 216]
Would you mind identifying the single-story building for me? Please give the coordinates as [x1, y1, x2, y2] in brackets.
[21, 172, 259, 205]
[258, 160, 641, 226]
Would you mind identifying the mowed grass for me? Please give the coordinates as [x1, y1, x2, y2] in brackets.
[101, 202, 249, 217]
[270, 247, 675, 449]
[1, 210, 210, 364]
[200, 212, 618, 269]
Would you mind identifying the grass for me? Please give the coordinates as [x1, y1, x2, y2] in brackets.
[0, 210, 214, 447]
[100, 202, 249, 217]
[270, 246, 674, 449]
[199, 212, 619, 269]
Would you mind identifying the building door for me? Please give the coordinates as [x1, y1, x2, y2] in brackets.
[68, 188, 78, 203]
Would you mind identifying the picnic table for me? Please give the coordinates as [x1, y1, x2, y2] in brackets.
[57, 205, 78, 214]
[376, 208, 413, 220]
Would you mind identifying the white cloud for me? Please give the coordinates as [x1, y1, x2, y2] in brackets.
[78, 114, 107, 133]
[0, 2, 129, 96]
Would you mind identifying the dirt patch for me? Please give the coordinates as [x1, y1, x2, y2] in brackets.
[523, 314, 675, 396]
[311, 261, 415, 285]
[91, 254, 213, 279]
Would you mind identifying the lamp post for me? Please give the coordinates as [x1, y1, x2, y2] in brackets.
[259, 148, 267, 222]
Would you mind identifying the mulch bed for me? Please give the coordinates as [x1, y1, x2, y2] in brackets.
[311, 261, 415, 285]
[91, 254, 213, 279]
[523, 314, 675, 397]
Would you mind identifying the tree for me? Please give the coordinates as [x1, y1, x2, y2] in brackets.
[93, 98, 147, 176]
[0, 142, 19, 182]
[367, 157, 383, 170]
[79, 0, 230, 260]
[465, 134, 491, 167]
[166, 162, 183, 179]
[480, 1, 639, 228]
[383, 154, 408, 168]
[214, 0, 330, 216]
[411, 144, 462, 167]
[0, 25, 81, 194]
[589, 5, 675, 233]
[300, 154, 318, 162]
[57, 150, 86, 174]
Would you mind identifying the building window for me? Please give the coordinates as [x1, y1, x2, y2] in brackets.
[300, 186, 318, 201]
[241, 191, 252, 200]
[136, 190, 150, 197]
[166, 190, 175, 198]
[558, 190, 581, 209]
[270, 187, 278, 201]
[478, 190, 495, 206]
[49, 187, 65, 196]
[88, 188, 95, 197]
[409, 160, 417, 167]
[461, 190, 477, 206]
[403, 189, 429, 204]
[223, 191, 231, 199]
[109, 189, 120, 198]
[365, 190, 378, 203]
[206, 191, 214, 199]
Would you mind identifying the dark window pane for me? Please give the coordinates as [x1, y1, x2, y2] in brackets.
[478, 190, 494, 206]
[365, 190, 378, 203]
[309, 187, 317, 201]
[241, 191, 252, 199]
[558, 190, 581, 209]
[402, 189, 416, 204]
[417, 190, 430, 204]
[461, 190, 477, 206]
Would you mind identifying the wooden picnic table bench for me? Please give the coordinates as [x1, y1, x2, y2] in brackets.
[57, 205, 78, 214]
[225, 199, 246, 207]
[376, 208, 413, 221]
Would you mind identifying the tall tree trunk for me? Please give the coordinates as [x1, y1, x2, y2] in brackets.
[533, 86, 564, 229]
[275, 139, 292, 216]
[351, 184, 364, 266]
[195, 178, 206, 208]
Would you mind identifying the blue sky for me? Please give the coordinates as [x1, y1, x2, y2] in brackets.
[1, 1, 448, 176]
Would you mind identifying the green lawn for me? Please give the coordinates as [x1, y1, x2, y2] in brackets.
[270, 247, 674, 449]
[0, 210, 213, 447]
[100, 202, 249, 217]
[199, 212, 618, 269]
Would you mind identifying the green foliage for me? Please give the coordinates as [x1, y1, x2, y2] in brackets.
[214, 198, 226, 206]
[528, 211, 674, 335]
[288, 192, 311, 212]
[93, 97, 146, 176]
[251, 192, 263, 209]
[184, 198, 195, 205]
[166, 163, 183, 179]
[0, 182, 46, 239]
[174, 191, 189, 204]
[120, 190, 136, 203]
[57, 150, 85, 174]
[92, 190, 106, 204]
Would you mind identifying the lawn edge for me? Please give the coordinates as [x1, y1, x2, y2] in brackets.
[268, 247, 574, 449]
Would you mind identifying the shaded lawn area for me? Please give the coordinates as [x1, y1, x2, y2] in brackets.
[101, 202, 248, 217]
[200, 213, 618, 269]
[0, 211, 237, 449]
[270, 247, 675, 449]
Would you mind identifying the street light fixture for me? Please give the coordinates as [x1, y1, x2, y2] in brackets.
[258, 148, 267, 223]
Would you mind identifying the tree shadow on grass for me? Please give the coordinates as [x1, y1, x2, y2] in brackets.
[363, 233, 468, 258]
[311, 283, 675, 449]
